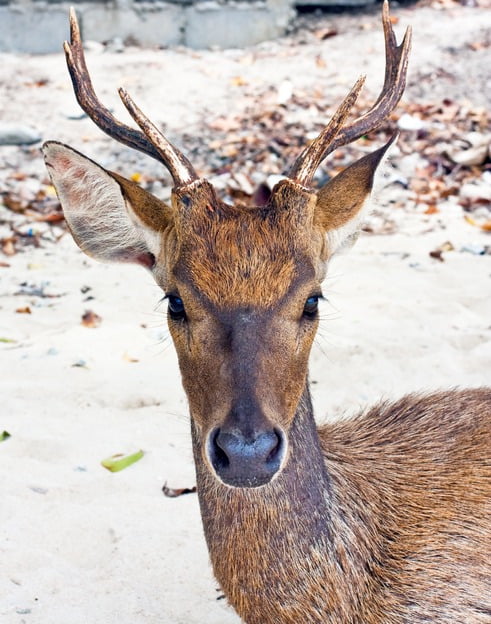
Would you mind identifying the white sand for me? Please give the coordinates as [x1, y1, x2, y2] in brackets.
[1, 4, 490, 623]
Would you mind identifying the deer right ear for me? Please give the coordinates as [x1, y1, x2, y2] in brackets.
[314, 135, 396, 255]
[42, 141, 172, 269]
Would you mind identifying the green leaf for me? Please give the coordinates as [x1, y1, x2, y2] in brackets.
[0, 338, 16, 344]
[0, 431, 11, 442]
[101, 449, 144, 472]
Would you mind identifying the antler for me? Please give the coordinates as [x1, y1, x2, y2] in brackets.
[288, 0, 412, 186]
[63, 7, 198, 187]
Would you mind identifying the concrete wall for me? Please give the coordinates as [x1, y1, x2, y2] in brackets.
[0, 0, 295, 52]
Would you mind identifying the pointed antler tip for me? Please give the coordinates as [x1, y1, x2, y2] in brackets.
[118, 88, 137, 114]
[68, 6, 81, 42]
[63, 40, 73, 60]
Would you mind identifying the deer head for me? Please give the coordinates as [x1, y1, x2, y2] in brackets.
[43, 1, 410, 488]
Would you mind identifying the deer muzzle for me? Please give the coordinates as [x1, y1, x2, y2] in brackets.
[206, 425, 286, 488]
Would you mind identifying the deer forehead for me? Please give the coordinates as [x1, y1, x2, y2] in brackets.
[164, 180, 326, 309]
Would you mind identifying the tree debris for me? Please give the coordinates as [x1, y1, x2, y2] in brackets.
[162, 483, 197, 498]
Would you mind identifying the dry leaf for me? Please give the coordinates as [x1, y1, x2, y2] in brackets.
[123, 352, 139, 363]
[424, 205, 439, 215]
[81, 310, 102, 328]
[16, 306, 32, 314]
[2, 240, 16, 256]
[231, 76, 248, 87]
[314, 28, 338, 40]
[162, 483, 197, 498]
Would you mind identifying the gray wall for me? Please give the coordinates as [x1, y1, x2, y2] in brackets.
[0, 0, 295, 52]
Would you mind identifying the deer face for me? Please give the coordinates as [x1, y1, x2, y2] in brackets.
[44, 2, 410, 488]
[161, 180, 327, 487]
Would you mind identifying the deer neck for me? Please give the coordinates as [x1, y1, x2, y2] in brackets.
[191, 384, 382, 623]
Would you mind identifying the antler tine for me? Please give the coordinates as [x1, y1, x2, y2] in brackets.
[288, 0, 411, 186]
[118, 88, 198, 186]
[288, 75, 366, 186]
[64, 7, 198, 186]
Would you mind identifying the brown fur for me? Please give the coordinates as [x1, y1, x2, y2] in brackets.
[44, 138, 491, 622]
[195, 388, 491, 623]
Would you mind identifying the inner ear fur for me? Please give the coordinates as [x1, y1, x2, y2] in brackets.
[314, 135, 396, 233]
[43, 141, 173, 268]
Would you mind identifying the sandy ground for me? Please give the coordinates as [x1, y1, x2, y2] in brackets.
[1, 2, 491, 623]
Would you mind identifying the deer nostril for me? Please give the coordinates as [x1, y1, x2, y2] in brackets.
[210, 427, 230, 470]
[207, 426, 286, 488]
[267, 428, 283, 462]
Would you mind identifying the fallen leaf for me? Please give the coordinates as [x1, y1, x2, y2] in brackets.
[424, 205, 439, 214]
[429, 240, 455, 261]
[231, 76, 248, 87]
[123, 352, 139, 363]
[81, 310, 102, 328]
[28, 212, 64, 223]
[0, 430, 11, 442]
[15, 306, 32, 314]
[0, 337, 16, 343]
[314, 27, 338, 40]
[162, 483, 197, 498]
[2, 240, 16, 256]
[101, 450, 144, 472]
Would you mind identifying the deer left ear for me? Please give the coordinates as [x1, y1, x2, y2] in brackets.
[315, 134, 396, 254]
[43, 141, 173, 269]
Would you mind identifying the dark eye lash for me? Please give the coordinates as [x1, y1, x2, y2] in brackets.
[165, 293, 186, 322]
[302, 294, 323, 320]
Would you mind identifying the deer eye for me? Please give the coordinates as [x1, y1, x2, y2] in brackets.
[167, 295, 186, 321]
[303, 295, 320, 319]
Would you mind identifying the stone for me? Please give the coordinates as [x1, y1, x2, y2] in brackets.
[0, 122, 42, 146]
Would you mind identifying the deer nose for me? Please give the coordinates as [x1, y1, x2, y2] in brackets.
[207, 427, 286, 488]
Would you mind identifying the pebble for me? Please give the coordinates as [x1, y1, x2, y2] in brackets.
[397, 114, 426, 132]
[461, 243, 486, 256]
[0, 123, 42, 146]
[460, 178, 491, 202]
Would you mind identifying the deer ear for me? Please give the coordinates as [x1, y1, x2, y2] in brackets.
[315, 135, 396, 255]
[42, 141, 172, 269]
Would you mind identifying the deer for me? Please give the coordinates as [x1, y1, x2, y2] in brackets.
[42, 2, 491, 622]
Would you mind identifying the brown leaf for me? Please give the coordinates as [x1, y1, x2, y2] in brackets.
[429, 240, 454, 261]
[16, 306, 32, 314]
[3, 195, 26, 213]
[162, 483, 197, 498]
[424, 205, 439, 214]
[30, 212, 65, 223]
[231, 76, 248, 87]
[81, 310, 102, 328]
[314, 27, 338, 40]
[2, 240, 16, 256]
[429, 249, 445, 262]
